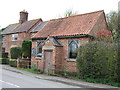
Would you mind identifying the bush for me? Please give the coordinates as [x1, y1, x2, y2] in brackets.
[1, 52, 9, 64]
[9, 59, 17, 67]
[10, 47, 22, 59]
[22, 40, 32, 58]
[76, 41, 119, 84]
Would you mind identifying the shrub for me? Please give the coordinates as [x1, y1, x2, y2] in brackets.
[22, 40, 32, 58]
[1, 52, 9, 64]
[95, 30, 113, 42]
[10, 47, 22, 59]
[31, 64, 42, 74]
[9, 59, 17, 67]
[76, 41, 119, 84]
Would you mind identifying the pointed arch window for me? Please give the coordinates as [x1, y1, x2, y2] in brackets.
[37, 41, 44, 57]
[68, 40, 79, 59]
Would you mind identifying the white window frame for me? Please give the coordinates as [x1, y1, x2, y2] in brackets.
[12, 34, 18, 41]
[2, 35, 6, 41]
[67, 40, 79, 61]
[36, 41, 44, 57]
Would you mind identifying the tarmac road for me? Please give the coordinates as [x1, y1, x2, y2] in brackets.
[1, 67, 81, 88]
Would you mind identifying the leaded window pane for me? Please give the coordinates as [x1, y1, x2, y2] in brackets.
[37, 41, 44, 57]
[68, 40, 79, 59]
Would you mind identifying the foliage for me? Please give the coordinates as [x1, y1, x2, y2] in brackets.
[64, 9, 78, 17]
[84, 78, 119, 87]
[95, 30, 113, 42]
[0, 27, 6, 32]
[106, 11, 118, 41]
[22, 40, 32, 58]
[31, 64, 40, 73]
[9, 59, 17, 67]
[59, 9, 78, 18]
[2, 52, 8, 58]
[10, 47, 22, 59]
[1, 52, 9, 64]
[76, 41, 119, 86]
[17, 64, 42, 74]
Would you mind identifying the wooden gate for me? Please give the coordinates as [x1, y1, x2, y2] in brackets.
[44, 50, 53, 73]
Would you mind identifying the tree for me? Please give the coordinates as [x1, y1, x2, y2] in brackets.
[64, 9, 78, 17]
[22, 40, 32, 58]
[59, 9, 78, 18]
[106, 11, 118, 41]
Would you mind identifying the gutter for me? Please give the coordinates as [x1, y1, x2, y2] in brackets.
[32, 34, 94, 40]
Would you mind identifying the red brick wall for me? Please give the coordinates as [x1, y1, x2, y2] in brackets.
[31, 37, 89, 72]
[2, 32, 31, 57]
[56, 38, 89, 72]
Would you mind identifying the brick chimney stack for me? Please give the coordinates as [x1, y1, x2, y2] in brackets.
[19, 10, 28, 24]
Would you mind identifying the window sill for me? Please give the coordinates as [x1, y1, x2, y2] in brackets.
[35, 57, 42, 60]
[67, 59, 76, 62]
[12, 40, 18, 41]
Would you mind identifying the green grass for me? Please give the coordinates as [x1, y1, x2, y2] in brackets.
[16, 67, 42, 74]
[16, 67, 119, 87]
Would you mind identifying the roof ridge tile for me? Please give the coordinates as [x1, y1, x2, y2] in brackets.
[50, 10, 104, 21]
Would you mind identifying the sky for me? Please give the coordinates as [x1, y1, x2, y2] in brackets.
[0, 0, 119, 29]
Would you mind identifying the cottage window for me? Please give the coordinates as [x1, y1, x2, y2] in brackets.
[68, 40, 79, 59]
[37, 41, 44, 57]
[2, 36, 6, 41]
[12, 34, 18, 41]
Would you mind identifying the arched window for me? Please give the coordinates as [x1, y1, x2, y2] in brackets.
[37, 41, 44, 57]
[68, 40, 79, 59]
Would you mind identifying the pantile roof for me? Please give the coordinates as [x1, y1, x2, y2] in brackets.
[32, 10, 104, 38]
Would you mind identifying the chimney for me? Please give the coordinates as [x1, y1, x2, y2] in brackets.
[19, 10, 28, 24]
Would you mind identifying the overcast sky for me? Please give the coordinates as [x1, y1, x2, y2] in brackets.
[0, 0, 119, 29]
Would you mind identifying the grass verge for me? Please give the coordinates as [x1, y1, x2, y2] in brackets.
[16, 67, 42, 74]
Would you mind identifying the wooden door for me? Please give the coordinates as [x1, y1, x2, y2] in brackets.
[44, 50, 53, 73]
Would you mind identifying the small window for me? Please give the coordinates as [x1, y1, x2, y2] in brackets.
[2, 36, 6, 41]
[37, 41, 44, 57]
[68, 40, 79, 59]
[12, 34, 18, 41]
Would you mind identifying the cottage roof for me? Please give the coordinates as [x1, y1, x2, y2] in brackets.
[32, 10, 104, 39]
[30, 21, 48, 33]
[2, 18, 42, 35]
[2, 23, 20, 35]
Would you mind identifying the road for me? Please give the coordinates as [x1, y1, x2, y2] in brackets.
[0, 68, 80, 88]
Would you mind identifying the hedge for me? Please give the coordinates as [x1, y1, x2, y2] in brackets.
[1, 52, 9, 64]
[9, 59, 17, 67]
[76, 41, 119, 84]
[10, 47, 22, 59]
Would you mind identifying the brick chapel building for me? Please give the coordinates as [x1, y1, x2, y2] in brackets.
[31, 10, 108, 73]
